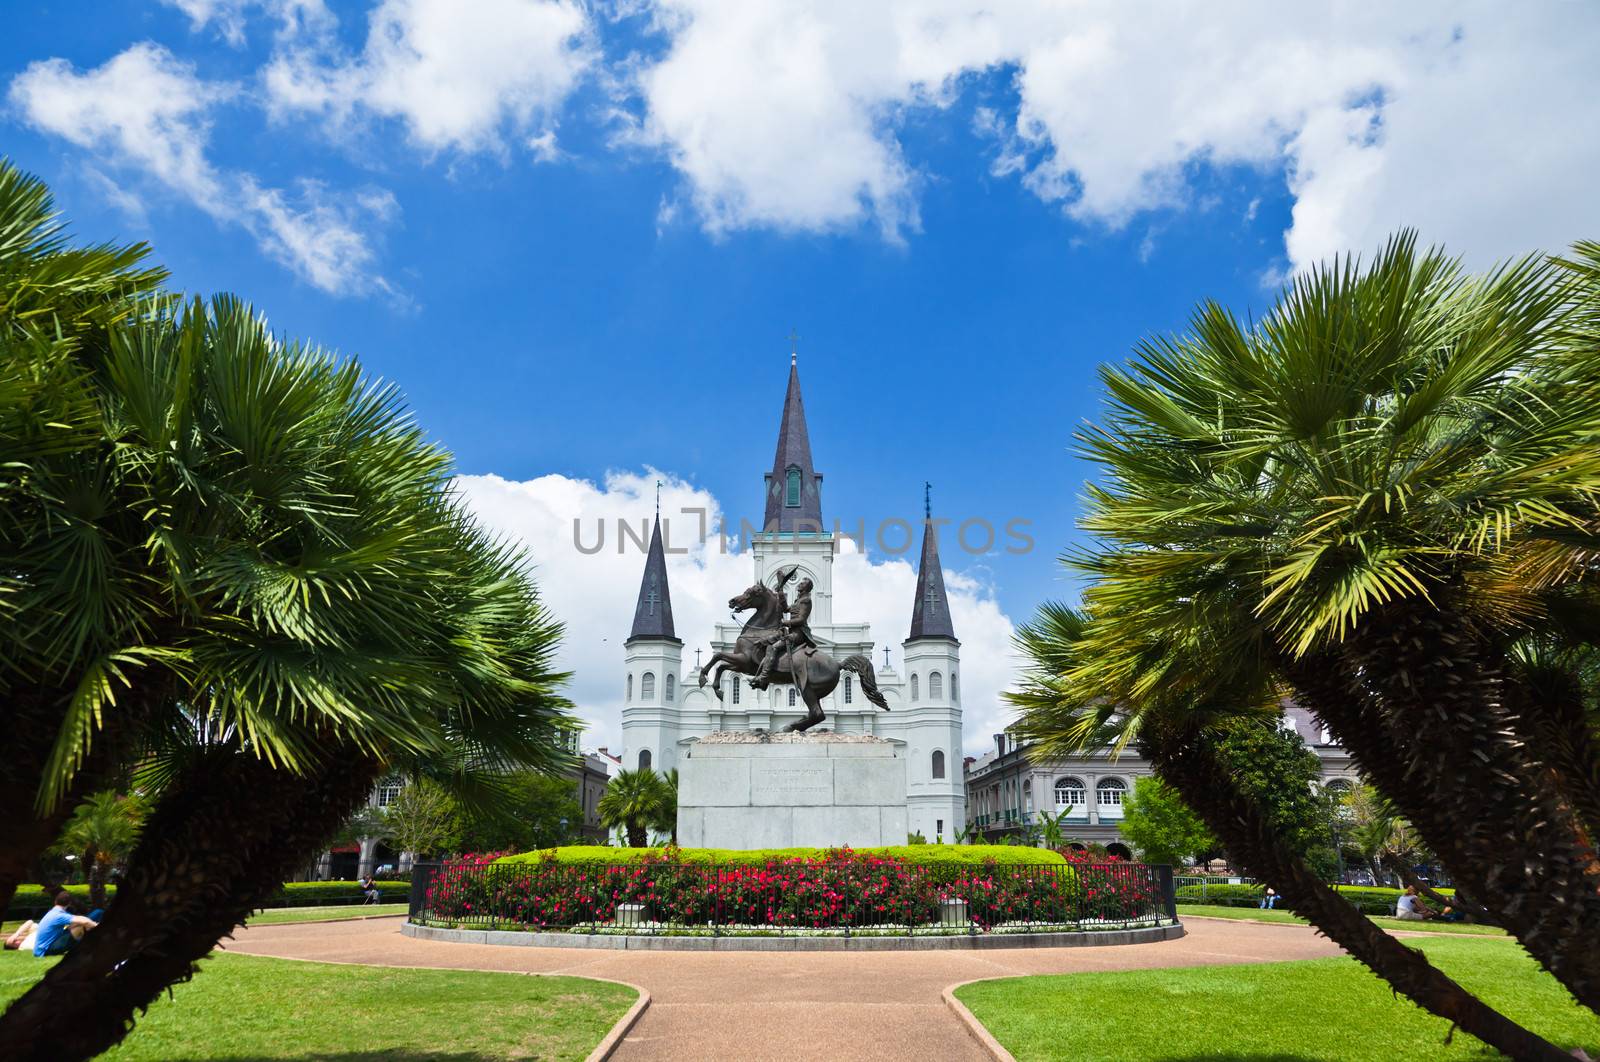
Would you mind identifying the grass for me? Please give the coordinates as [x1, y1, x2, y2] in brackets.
[956, 935, 1599, 1061]
[1180, 902, 1508, 936]
[246, 903, 410, 924]
[0, 950, 635, 1061]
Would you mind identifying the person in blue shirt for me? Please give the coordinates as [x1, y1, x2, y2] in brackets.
[32, 892, 101, 957]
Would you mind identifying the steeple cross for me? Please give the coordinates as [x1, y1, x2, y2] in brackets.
[925, 580, 939, 615]
[787, 327, 800, 364]
[924, 480, 932, 520]
[645, 579, 660, 616]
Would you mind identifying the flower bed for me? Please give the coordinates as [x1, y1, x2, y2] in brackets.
[418, 848, 1168, 936]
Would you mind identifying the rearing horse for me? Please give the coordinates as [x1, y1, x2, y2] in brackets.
[697, 579, 889, 733]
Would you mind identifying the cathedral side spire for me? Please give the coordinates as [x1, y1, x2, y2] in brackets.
[628, 514, 679, 642]
[908, 488, 957, 641]
[762, 350, 824, 533]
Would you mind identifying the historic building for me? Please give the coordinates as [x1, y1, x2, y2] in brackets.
[621, 356, 967, 843]
[963, 702, 1359, 857]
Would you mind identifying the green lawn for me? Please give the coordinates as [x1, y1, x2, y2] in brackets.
[0, 950, 635, 1061]
[246, 903, 410, 924]
[1180, 902, 1508, 936]
[957, 936, 1598, 1061]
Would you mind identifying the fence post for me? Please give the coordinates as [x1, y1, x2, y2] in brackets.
[1159, 865, 1177, 922]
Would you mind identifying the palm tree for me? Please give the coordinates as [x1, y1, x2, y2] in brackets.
[1050, 233, 1600, 1015]
[1037, 808, 1071, 851]
[0, 163, 575, 1060]
[599, 769, 673, 848]
[51, 790, 144, 909]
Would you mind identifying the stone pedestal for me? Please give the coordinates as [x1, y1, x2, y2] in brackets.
[678, 731, 908, 849]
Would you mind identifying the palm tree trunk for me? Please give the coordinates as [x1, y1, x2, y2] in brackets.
[627, 821, 646, 848]
[1146, 720, 1571, 1061]
[1289, 600, 1600, 1014]
[85, 848, 106, 911]
[0, 745, 381, 1061]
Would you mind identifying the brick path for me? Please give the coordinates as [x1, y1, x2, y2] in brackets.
[228, 916, 1344, 1060]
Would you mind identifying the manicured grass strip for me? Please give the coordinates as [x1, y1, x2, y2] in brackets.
[0, 950, 636, 1061]
[956, 936, 1598, 1062]
[246, 903, 409, 924]
[1180, 902, 1508, 936]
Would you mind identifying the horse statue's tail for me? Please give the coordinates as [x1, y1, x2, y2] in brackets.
[841, 654, 890, 711]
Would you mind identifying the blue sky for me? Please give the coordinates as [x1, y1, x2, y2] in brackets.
[7, 2, 1596, 748]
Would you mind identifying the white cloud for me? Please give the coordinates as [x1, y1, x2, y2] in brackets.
[9, 43, 395, 296]
[627, 2, 1600, 267]
[161, 0, 333, 46]
[264, 0, 595, 155]
[455, 468, 1019, 756]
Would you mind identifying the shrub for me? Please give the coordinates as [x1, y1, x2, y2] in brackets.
[495, 844, 1066, 868]
[1173, 882, 1452, 916]
[6, 880, 410, 920]
[426, 847, 1162, 933]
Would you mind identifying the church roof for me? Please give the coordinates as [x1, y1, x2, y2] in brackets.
[627, 514, 679, 642]
[763, 357, 824, 532]
[908, 504, 958, 642]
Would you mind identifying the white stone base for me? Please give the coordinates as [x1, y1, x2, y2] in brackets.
[678, 732, 908, 849]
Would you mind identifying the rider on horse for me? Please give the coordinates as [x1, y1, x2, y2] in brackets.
[750, 566, 816, 690]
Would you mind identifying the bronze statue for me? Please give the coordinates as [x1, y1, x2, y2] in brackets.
[697, 565, 889, 733]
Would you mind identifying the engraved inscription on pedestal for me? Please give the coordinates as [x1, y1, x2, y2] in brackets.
[751, 764, 833, 806]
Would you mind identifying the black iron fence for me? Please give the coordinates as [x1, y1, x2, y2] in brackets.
[409, 858, 1177, 936]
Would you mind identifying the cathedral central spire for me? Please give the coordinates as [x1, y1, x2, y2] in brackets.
[909, 488, 957, 641]
[763, 353, 824, 533]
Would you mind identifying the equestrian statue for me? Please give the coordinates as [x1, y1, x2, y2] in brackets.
[697, 564, 889, 733]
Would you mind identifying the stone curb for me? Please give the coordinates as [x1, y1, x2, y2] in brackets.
[583, 980, 651, 1062]
[942, 978, 1018, 1062]
[401, 920, 1184, 951]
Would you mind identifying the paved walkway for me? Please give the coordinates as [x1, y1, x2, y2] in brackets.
[228, 916, 1345, 1060]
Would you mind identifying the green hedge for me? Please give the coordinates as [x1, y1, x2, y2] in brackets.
[496, 845, 1066, 868]
[1174, 882, 1453, 916]
[7, 880, 409, 920]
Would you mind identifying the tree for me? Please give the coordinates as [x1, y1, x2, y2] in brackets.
[384, 781, 459, 858]
[1119, 777, 1216, 867]
[452, 771, 584, 853]
[50, 791, 144, 909]
[598, 769, 673, 848]
[0, 162, 576, 1060]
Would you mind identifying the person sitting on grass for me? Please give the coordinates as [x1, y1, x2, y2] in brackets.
[30, 892, 102, 956]
[1394, 885, 1434, 921]
[4, 920, 39, 952]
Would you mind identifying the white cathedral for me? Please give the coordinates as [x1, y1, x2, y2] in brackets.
[620, 356, 967, 844]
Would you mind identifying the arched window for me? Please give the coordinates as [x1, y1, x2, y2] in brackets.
[932, 750, 946, 779]
[910, 674, 919, 701]
[785, 466, 801, 507]
[1096, 778, 1127, 808]
[843, 676, 853, 704]
[638, 749, 652, 771]
[665, 673, 675, 702]
[1023, 779, 1033, 812]
[1325, 778, 1353, 795]
[788, 687, 797, 707]
[626, 674, 633, 702]
[1054, 777, 1085, 808]
[731, 678, 741, 705]
[929, 671, 943, 698]
[641, 672, 655, 699]
[951, 673, 959, 702]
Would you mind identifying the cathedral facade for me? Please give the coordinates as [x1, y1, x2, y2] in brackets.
[621, 357, 967, 844]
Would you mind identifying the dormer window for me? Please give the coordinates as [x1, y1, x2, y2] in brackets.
[785, 466, 802, 507]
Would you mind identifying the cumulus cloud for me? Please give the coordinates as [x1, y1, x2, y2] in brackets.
[264, 0, 595, 155]
[9, 43, 395, 296]
[161, 0, 332, 45]
[627, 2, 1600, 266]
[455, 468, 1020, 756]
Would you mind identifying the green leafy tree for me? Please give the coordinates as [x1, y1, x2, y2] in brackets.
[384, 781, 460, 858]
[50, 790, 145, 909]
[599, 769, 673, 848]
[1118, 777, 1217, 867]
[0, 162, 575, 1061]
[452, 771, 584, 853]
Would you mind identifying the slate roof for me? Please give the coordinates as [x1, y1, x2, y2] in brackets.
[762, 359, 824, 533]
[627, 514, 679, 642]
[908, 516, 958, 641]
